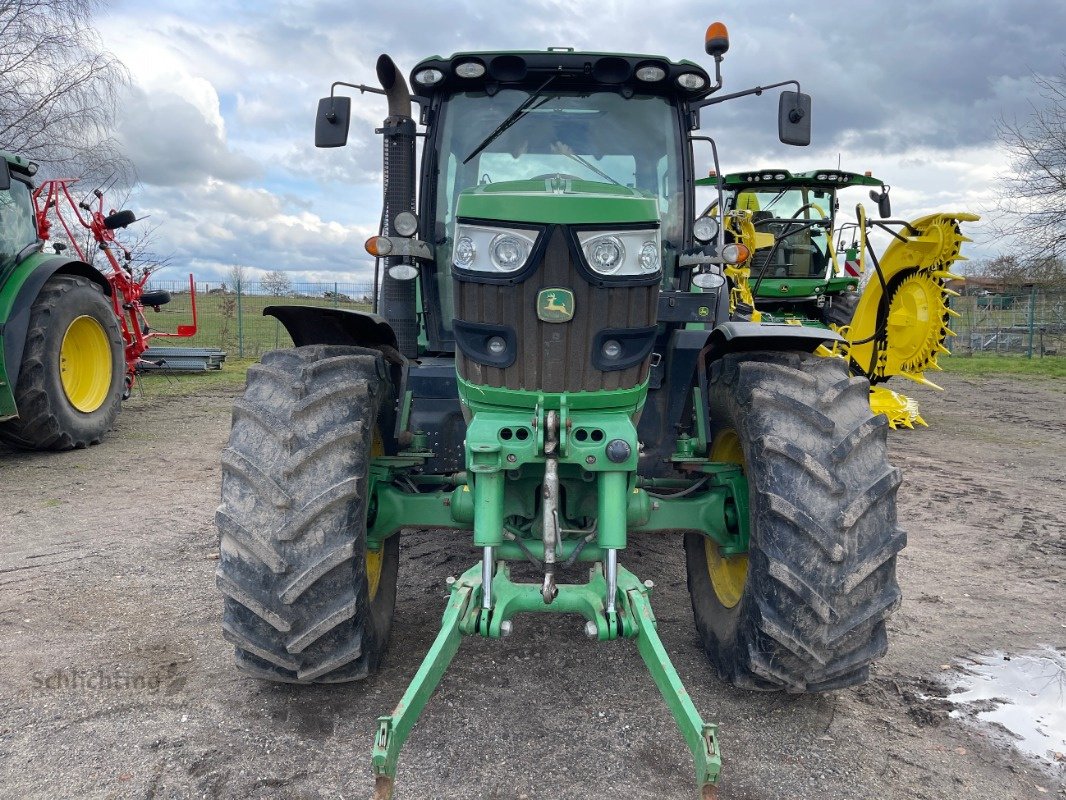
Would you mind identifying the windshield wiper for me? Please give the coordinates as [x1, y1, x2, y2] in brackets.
[463, 75, 557, 165]
[559, 150, 623, 187]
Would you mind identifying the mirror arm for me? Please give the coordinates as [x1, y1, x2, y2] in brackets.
[325, 81, 386, 121]
[691, 79, 800, 110]
[689, 135, 726, 259]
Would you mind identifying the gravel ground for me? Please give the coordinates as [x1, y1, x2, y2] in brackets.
[0, 371, 1063, 799]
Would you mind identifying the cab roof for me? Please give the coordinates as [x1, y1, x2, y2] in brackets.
[410, 49, 713, 100]
[696, 168, 884, 190]
[0, 150, 38, 177]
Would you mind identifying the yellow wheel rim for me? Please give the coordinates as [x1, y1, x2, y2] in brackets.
[366, 548, 383, 601]
[704, 428, 749, 609]
[59, 315, 112, 413]
[367, 426, 385, 601]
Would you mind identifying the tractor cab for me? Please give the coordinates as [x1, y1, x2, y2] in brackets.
[0, 152, 40, 276]
[701, 168, 889, 309]
[411, 50, 711, 355]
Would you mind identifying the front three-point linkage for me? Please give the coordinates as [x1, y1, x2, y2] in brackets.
[369, 562, 722, 800]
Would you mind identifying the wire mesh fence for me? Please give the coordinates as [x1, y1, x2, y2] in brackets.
[143, 281, 375, 358]
[951, 290, 1066, 357]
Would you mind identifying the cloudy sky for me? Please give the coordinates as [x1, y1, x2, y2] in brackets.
[94, 0, 1066, 287]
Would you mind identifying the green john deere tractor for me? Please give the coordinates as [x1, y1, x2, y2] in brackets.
[0, 151, 125, 450]
[216, 25, 906, 799]
[701, 168, 977, 427]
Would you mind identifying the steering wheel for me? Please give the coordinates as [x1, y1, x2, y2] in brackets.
[530, 173, 584, 181]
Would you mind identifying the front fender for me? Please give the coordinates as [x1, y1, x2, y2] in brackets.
[705, 320, 842, 357]
[264, 305, 399, 351]
[0, 254, 110, 420]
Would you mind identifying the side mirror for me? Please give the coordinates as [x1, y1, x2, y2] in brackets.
[778, 91, 812, 146]
[315, 96, 351, 148]
[870, 188, 891, 218]
[0, 160, 10, 190]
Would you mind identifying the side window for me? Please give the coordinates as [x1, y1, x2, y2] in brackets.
[0, 179, 38, 261]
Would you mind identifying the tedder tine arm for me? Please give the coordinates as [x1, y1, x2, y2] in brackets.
[370, 573, 477, 800]
[627, 583, 722, 799]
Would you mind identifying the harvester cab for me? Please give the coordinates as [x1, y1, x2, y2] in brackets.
[217, 24, 908, 800]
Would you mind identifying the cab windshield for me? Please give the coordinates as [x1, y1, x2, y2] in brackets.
[0, 178, 37, 268]
[722, 186, 834, 279]
[430, 89, 684, 333]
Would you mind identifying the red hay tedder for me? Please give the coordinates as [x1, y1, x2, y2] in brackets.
[32, 179, 198, 396]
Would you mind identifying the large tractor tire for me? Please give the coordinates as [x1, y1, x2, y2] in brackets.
[684, 351, 905, 692]
[216, 345, 400, 683]
[0, 274, 124, 451]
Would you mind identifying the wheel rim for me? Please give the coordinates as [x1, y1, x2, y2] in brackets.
[704, 428, 749, 609]
[367, 426, 386, 601]
[59, 315, 113, 413]
[366, 549, 383, 601]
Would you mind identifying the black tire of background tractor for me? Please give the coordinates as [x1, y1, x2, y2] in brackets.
[684, 351, 905, 692]
[822, 291, 860, 329]
[0, 274, 124, 451]
[216, 345, 400, 683]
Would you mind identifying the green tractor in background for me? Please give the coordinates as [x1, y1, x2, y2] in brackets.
[215, 24, 906, 798]
[701, 168, 977, 427]
[0, 151, 125, 450]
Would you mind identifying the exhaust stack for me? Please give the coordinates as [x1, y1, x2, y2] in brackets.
[376, 54, 418, 358]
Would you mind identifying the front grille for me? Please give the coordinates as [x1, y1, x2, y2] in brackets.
[454, 227, 657, 393]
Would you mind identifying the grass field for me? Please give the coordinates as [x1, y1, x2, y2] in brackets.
[939, 353, 1066, 379]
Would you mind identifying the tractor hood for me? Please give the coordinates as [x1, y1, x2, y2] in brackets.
[455, 178, 659, 226]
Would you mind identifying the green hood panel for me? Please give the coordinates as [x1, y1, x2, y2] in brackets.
[457, 179, 659, 225]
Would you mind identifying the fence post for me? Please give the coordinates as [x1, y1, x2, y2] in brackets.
[1026, 284, 1036, 359]
[333, 282, 339, 308]
[237, 279, 245, 359]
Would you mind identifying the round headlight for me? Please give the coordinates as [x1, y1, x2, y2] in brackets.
[602, 339, 622, 359]
[585, 235, 625, 274]
[414, 68, 444, 86]
[490, 234, 529, 271]
[455, 61, 485, 78]
[487, 335, 507, 355]
[393, 211, 418, 237]
[454, 236, 476, 268]
[676, 72, 707, 90]
[639, 242, 659, 272]
[635, 65, 666, 82]
[693, 216, 719, 243]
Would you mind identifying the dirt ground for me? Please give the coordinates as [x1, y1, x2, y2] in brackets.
[0, 371, 1063, 800]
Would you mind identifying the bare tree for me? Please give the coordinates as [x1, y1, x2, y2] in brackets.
[228, 264, 249, 292]
[991, 66, 1066, 263]
[0, 0, 132, 182]
[971, 254, 1066, 292]
[262, 269, 293, 297]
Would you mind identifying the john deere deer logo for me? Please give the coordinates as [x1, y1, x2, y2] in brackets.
[536, 288, 575, 323]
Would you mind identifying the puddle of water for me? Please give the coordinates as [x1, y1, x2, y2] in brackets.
[946, 646, 1066, 767]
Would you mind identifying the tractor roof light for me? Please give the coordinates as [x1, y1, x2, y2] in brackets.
[705, 22, 730, 57]
[635, 64, 667, 82]
[676, 72, 707, 91]
[454, 60, 486, 78]
[414, 68, 444, 86]
[365, 236, 393, 257]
